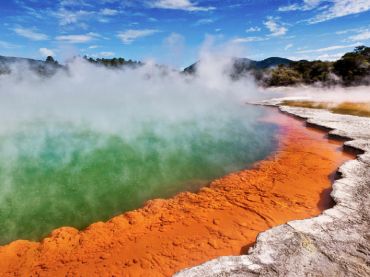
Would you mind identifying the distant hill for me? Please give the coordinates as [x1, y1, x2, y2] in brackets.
[264, 45, 370, 87]
[2, 45, 368, 87]
[183, 57, 293, 74]
[254, 57, 293, 69]
[0, 54, 144, 76]
[0, 55, 62, 76]
[183, 46, 370, 87]
[0, 55, 44, 64]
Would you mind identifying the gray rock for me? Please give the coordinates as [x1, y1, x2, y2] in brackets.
[175, 101, 370, 277]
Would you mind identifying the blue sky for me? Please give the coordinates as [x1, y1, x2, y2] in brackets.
[1, 0, 370, 67]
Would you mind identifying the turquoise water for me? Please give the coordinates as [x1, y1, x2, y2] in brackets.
[0, 106, 277, 245]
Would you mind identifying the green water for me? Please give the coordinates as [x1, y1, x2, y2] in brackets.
[0, 107, 277, 245]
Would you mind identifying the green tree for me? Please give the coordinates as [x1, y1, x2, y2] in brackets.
[333, 45, 370, 85]
[45, 56, 58, 65]
[267, 66, 303, 86]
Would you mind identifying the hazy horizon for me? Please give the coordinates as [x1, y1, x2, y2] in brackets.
[1, 1, 370, 67]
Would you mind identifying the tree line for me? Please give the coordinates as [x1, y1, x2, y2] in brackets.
[82, 56, 142, 68]
[2, 46, 370, 87]
[260, 46, 370, 87]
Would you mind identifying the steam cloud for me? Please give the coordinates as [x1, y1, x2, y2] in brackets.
[1, 45, 369, 244]
[267, 85, 370, 103]
[0, 53, 276, 244]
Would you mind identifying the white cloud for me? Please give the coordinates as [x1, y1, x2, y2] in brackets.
[150, 0, 215, 11]
[60, 0, 91, 7]
[163, 33, 185, 66]
[287, 55, 311, 61]
[285, 43, 293, 50]
[117, 29, 160, 44]
[336, 28, 357, 35]
[264, 17, 287, 36]
[55, 8, 93, 26]
[164, 32, 185, 47]
[100, 8, 119, 16]
[297, 43, 361, 53]
[278, 4, 301, 12]
[39, 48, 55, 57]
[98, 18, 110, 23]
[317, 52, 344, 61]
[348, 30, 370, 41]
[87, 32, 104, 39]
[278, 0, 322, 12]
[194, 18, 214, 25]
[309, 0, 370, 24]
[89, 45, 100, 49]
[279, 1, 370, 24]
[99, 51, 115, 57]
[14, 27, 48, 41]
[55, 34, 94, 43]
[232, 36, 268, 43]
[0, 40, 19, 49]
[245, 27, 261, 33]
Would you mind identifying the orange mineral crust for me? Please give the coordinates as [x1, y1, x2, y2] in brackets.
[0, 109, 354, 277]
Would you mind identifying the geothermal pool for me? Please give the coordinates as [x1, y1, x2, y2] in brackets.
[0, 105, 277, 245]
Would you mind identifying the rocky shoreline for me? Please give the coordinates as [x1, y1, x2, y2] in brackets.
[176, 102, 370, 277]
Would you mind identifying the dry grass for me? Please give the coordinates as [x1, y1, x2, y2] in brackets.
[282, 100, 370, 118]
[332, 102, 370, 117]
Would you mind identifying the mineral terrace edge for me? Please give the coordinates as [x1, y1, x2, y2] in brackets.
[175, 103, 370, 277]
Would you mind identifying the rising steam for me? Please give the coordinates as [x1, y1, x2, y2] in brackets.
[0, 53, 277, 244]
[266, 84, 370, 103]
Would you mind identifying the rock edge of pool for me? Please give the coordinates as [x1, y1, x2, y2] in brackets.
[175, 101, 370, 277]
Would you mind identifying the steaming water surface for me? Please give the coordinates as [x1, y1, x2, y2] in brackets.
[0, 60, 278, 244]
